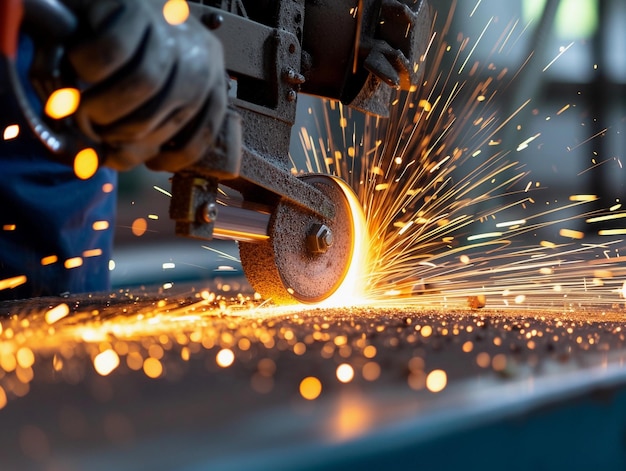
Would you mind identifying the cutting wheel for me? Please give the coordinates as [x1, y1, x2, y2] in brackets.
[239, 175, 364, 304]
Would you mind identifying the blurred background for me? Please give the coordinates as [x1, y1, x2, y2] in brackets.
[111, 0, 626, 289]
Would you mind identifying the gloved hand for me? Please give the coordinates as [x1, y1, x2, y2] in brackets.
[66, 0, 227, 172]
[361, 0, 431, 90]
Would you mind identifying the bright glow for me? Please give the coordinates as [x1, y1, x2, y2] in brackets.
[64, 257, 83, 269]
[569, 194, 598, 202]
[216, 348, 234, 367]
[163, 0, 190, 25]
[74, 148, 99, 180]
[44, 87, 80, 119]
[92, 220, 110, 231]
[41, 255, 58, 265]
[467, 232, 503, 241]
[599, 229, 626, 236]
[559, 228, 584, 239]
[45, 303, 69, 324]
[299, 376, 322, 400]
[132, 218, 148, 237]
[83, 248, 102, 258]
[426, 369, 447, 392]
[94, 349, 120, 376]
[336, 363, 355, 383]
[143, 358, 163, 378]
[16, 347, 35, 368]
[496, 219, 526, 228]
[318, 177, 370, 307]
[0, 275, 27, 291]
[3, 124, 19, 140]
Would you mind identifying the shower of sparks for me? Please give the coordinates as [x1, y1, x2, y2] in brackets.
[291, 2, 626, 311]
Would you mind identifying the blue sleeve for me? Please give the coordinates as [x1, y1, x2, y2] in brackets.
[0, 36, 117, 300]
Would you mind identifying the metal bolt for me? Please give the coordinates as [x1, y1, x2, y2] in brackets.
[286, 89, 297, 102]
[203, 12, 224, 30]
[199, 202, 218, 224]
[306, 224, 334, 254]
[283, 68, 306, 84]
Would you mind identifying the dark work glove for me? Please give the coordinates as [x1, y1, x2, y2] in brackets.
[67, 0, 227, 172]
[361, 0, 431, 90]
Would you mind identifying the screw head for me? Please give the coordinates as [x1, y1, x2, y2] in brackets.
[199, 202, 218, 224]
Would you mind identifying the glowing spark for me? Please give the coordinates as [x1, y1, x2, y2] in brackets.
[73, 148, 99, 180]
[557, 104, 570, 115]
[459, 17, 493, 74]
[216, 349, 235, 368]
[559, 229, 584, 240]
[336, 364, 355, 383]
[470, 0, 482, 17]
[143, 358, 163, 378]
[45, 303, 69, 324]
[599, 229, 626, 236]
[586, 213, 626, 223]
[418, 99, 432, 112]
[94, 350, 120, 376]
[543, 42, 574, 72]
[16, 347, 34, 369]
[44, 88, 80, 119]
[201, 245, 240, 263]
[569, 195, 598, 202]
[82, 249, 102, 258]
[467, 232, 503, 241]
[64, 257, 83, 269]
[41, 255, 58, 266]
[162, 0, 190, 25]
[102, 183, 114, 193]
[131, 218, 148, 237]
[426, 370, 447, 393]
[153, 186, 172, 197]
[517, 133, 541, 151]
[92, 221, 110, 231]
[3, 124, 19, 140]
[2, 224, 15, 231]
[496, 219, 526, 228]
[299, 377, 322, 400]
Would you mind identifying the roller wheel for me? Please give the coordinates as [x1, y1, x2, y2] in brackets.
[239, 175, 364, 304]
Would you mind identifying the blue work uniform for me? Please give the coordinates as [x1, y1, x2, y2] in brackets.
[0, 37, 116, 300]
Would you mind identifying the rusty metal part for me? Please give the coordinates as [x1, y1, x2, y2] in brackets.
[239, 175, 355, 304]
[177, 0, 433, 231]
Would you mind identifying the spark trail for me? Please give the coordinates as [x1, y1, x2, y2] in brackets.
[294, 1, 626, 309]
